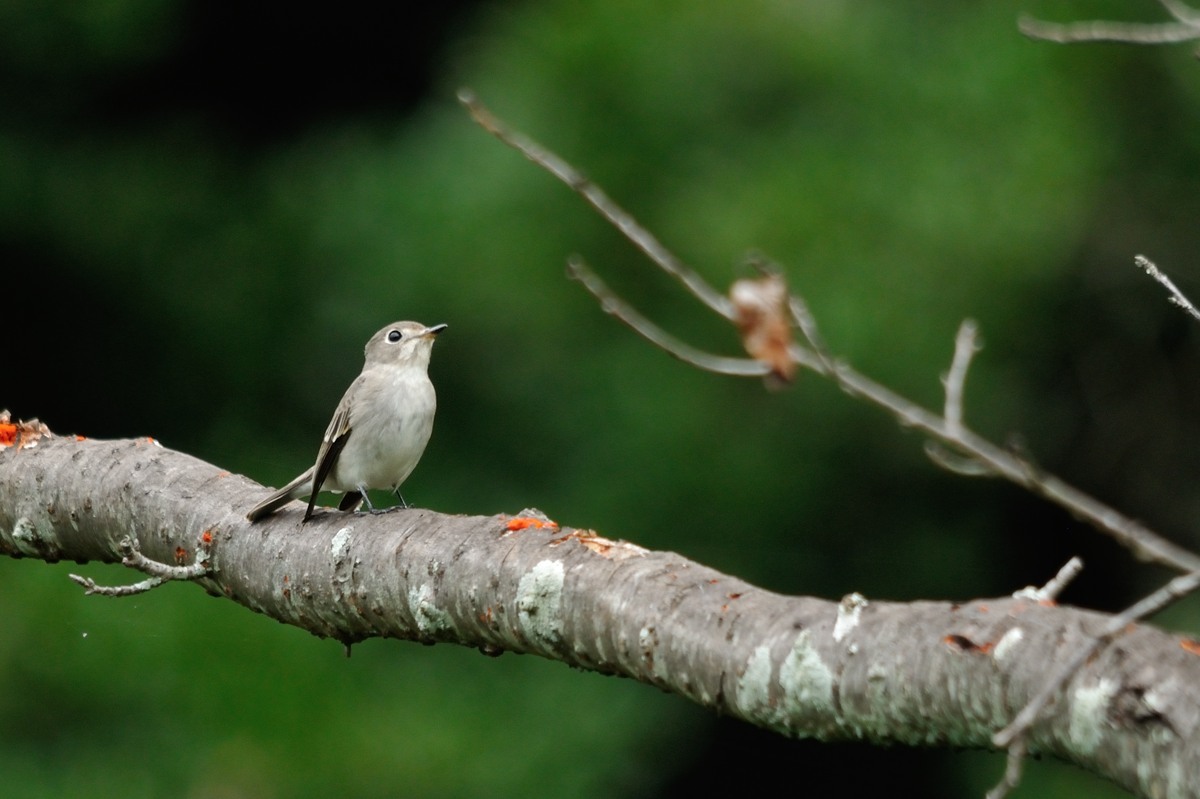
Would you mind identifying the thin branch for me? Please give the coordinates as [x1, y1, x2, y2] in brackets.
[925, 322, 992, 475]
[787, 295, 836, 373]
[1019, 14, 1200, 44]
[1161, 0, 1200, 25]
[566, 257, 779, 377]
[459, 88, 737, 321]
[836, 359, 1200, 572]
[69, 534, 213, 597]
[942, 319, 980, 437]
[1136, 254, 1200, 322]
[1010, 556, 1085, 604]
[994, 568, 1200, 749]
[991, 560, 1196, 796]
[1034, 556, 1085, 602]
[985, 736, 1027, 799]
[462, 93, 1200, 576]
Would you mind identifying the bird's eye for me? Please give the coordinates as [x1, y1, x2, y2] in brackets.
[388, 330, 403, 342]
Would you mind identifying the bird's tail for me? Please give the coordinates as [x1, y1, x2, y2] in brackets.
[246, 468, 314, 522]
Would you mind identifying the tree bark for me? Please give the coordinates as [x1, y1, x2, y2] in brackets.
[2, 435, 1198, 798]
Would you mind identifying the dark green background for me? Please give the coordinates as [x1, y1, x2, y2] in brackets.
[3, 1, 1198, 796]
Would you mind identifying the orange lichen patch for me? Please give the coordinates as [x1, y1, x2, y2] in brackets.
[74, 435, 86, 441]
[200, 530, 214, 545]
[730, 271, 796, 383]
[0, 411, 53, 450]
[727, 592, 744, 600]
[945, 634, 994, 654]
[1180, 638, 1200, 656]
[505, 516, 560, 532]
[174, 547, 188, 564]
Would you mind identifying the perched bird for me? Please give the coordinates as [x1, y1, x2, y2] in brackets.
[247, 321, 447, 522]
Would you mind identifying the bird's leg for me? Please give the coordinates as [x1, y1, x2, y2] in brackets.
[394, 488, 410, 509]
[358, 485, 375, 511]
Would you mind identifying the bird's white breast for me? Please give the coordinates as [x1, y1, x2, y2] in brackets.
[328, 364, 437, 492]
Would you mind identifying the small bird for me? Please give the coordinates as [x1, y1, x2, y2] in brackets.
[247, 321, 447, 523]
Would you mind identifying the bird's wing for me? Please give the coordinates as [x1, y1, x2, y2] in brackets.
[304, 388, 356, 521]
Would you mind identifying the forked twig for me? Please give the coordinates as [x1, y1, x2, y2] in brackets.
[787, 295, 835, 373]
[567, 256, 780, 377]
[993, 568, 1200, 751]
[986, 737, 1027, 799]
[69, 533, 214, 596]
[460, 89, 1200, 575]
[462, 88, 1200, 799]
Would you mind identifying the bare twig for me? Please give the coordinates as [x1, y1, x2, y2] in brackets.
[787, 296, 836, 373]
[994, 568, 1200, 749]
[463, 93, 1200, 576]
[566, 257, 783, 377]
[459, 89, 736, 321]
[942, 319, 980, 437]
[69, 534, 214, 597]
[1011, 556, 1085, 603]
[69, 571, 166, 597]
[851, 361, 1200, 571]
[985, 736, 1027, 799]
[1136, 254, 1200, 322]
[1162, 0, 1200, 25]
[1035, 556, 1085, 602]
[1019, 13, 1200, 45]
[991, 562, 1198, 796]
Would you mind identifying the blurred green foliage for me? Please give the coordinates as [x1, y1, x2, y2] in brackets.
[3, 1, 1199, 796]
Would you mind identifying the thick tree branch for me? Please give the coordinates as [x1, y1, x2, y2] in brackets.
[3, 436, 1200, 797]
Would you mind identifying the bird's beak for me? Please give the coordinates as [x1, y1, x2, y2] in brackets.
[424, 324, 448, 338]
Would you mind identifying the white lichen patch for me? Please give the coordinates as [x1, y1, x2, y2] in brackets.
[780, 630, 835, 715]
[833, 592, 868, 642]
[737, 645, 775, 716]
[992, 627, 1024, 662]
[11, 517, 58, 557]
[1141, 682, 1171, 719]
[1138, 748, 1187, 799]
[517, 559, 565, 651]
[1069, 677, 1118, 755]
[407, 583, 453, 635]
[330, 527, 353, 562]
